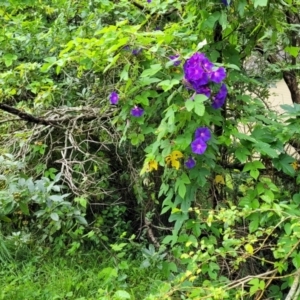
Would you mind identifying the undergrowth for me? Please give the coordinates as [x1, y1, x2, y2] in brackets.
[0, 250, 165, 300]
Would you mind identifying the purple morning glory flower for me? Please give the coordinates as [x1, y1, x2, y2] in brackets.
[109, 91, 119, 105]
[212, 83, 228, 109]
[186, 53, 213, 71]
[201, 57, 214, 72]
[132, 48, 142, 55]
[221, 0, 229, 5]
[185, 157, 196, 169]
[123, 45, 131, 51]
[191, 138, 207, 155]
[186, 66, 203, 81]
[184, 52, 227, 100]
[185, 67, 209, 86]
[195, 84, 211, 97]
[195, 127, 211, 142]
[210, 67, 226, 84]
[131, 106, 144, 117]
[169, 55, 181, 67]
[147, 0, 152, 2]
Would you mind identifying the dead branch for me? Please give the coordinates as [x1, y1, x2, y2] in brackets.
[0, 103, 114, 127]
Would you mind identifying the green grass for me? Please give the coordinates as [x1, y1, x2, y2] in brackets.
[0, 251, 166, 300]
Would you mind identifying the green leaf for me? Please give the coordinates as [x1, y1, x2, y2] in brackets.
[0, 215, 11, 222]
[245, 244, 254, 255]
[251, 127, 275, 143]
[194, 94, 207, 103]
[219, 10, 228, 30]
[237, 0, 247, 16]
[174, 135, 192, 150]
[110, 243, 127, 252]
[293, 193, 300, 204]
[103, 53, 120, 73]
[75, 197, 87, 208]
[235, 147, 250, 163]
[113, 290, 131, 300]
[44, 56, 57, 63]
[162, 235, 178, 245]
[139, 78, 161, 86]
[292, 253, 300, 269]
[234, 132, 256, 142]
[202, 12, 220, 29]
[249, 213, 260, 233]
[194, 102, 205, 116]
[19, 202, 29, 215]
[252, 161, 265, 169]
[250, 169, 260, 180]
[140, 64, 162, 77]
[134, 94, 149, 106]
[225, 63, 240, 70]
[40, 63, 54, 73]
[284, 46, 300, 58]
[260, 190, 274, 203]
[107, 37, 129, 54]
[3, 53, 18, 67]
[192, 223, 201, 237]
[185, 99, 194, 111]
[50, 212, 59, 221]
[48, 195, 63, 202]
[243, 161, 265, 172]
[280, 103, 300, 114]
[284, 223, 292, 235]
[249, 278, 260, 296]
[120, 64, 130, 81]
[180, 172, 191, 184]
[254, 142, 278, 158]
[178, 181, 186, 199]
[254, 0, 268, 7]
[273, 154, 295, 176]
[157, 79, 179, 92]
[75, 216, 88, 225]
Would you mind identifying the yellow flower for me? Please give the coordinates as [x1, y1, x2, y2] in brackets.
[214, 174, 225, 185]
[165, 151, 183, 170]
[291, 161, 299, 170]
[148, 160, 158, 172]
[140, 160, 158, 175]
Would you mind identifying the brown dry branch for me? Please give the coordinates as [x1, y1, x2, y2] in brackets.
[1, 104, 122, 197]
[285, 269, 300, 300]
[144, 217, 160, 248]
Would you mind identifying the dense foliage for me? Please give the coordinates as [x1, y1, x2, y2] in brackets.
[1, 0, 300, 298]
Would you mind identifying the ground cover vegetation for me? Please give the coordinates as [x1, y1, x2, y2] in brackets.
[1, 0, 300, 298]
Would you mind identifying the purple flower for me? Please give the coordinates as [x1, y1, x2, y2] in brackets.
[191, 138, 207, 155]
[212, 83, 228, 109]
[169, 55, 181, 67]
[195, 84, 211, 97]
[195, 127, 211, 142]
[185, 157, 196, 169]
[109, 91, 119, 105]
[186, 53, 213, 71]
[210, 67, 226, 83]
[131, 106, 144, 117]
[147, 0, 152, 2]
[123, 45, 131, 51]
[185, 67, 209, 86]
[132, 48, 142, 55]
[221, 0, 229, 5]
[199, 55, 214, 72]
[185, 66, 202, 81]
[184, 52, 227, 102]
